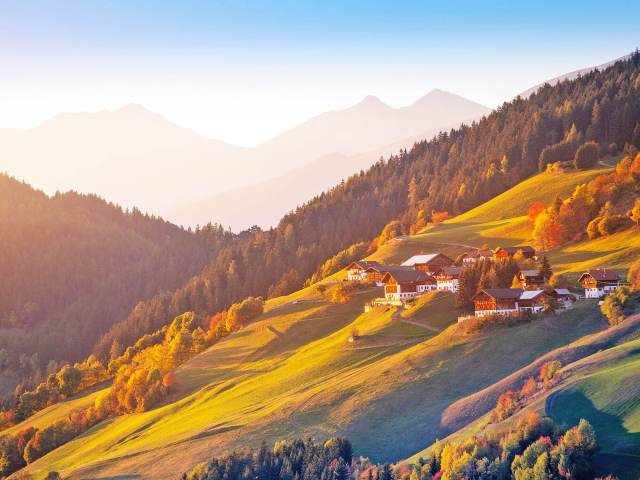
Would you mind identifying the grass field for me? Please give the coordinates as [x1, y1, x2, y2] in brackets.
[14, 165, 640, 479]
[408, 314, 640, 479]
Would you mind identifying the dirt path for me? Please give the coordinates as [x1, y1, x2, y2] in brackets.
[393, 306, 443, 333]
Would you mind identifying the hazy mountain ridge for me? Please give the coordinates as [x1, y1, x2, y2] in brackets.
[170, 90, 491, 230]
[0, 90, 489, 229]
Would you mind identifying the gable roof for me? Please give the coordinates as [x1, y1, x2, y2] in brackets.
[519, 289, 548, 300]
[348, 260, 382, 270]
[496, 245, 536, 255]
[519, 269, 542, 278]
[552, 288, 575, 297]
[437, 266, 462, 278]
[474, 288, 523, 300]
[401, 253, 451, 266]
[382, 267, 435, 283]
[582, 269, 621, 282]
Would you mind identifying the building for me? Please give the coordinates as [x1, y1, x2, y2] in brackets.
[401, 253, 454, 274]
[549, 288, 577, 309]
[473, 288, 523, 317]
[472, 288, 551, 317]
[518, 290, 552, 314]
[494, 245, 536, 260]
[346, 260, 382, 281]
[382, 268, 437, 301]
[579, 269, 621, 298]
[435, 266, 462, 292]
[516, 269, 546, 289]
[360, 264, 411, 286]
[460, 249, 493, 265]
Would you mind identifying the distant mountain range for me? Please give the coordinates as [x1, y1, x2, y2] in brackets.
[171, 89, 491, 230]
[0, 89, 490, 230]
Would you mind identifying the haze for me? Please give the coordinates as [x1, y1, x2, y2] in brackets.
[1, 0, 638, 146]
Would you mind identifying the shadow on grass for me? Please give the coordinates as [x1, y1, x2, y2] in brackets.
[546, 390, 640, 479]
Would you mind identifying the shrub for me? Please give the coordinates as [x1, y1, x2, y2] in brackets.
[601, 286, 634, 325]
[539, 360, 561, 388]
[574, 142, 599, 170]
[226, 297, 264, 331]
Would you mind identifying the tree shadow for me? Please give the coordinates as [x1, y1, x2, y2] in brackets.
[546, 390, 640, 479]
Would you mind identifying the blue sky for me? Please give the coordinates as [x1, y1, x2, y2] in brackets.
[1, 0, 639, 145]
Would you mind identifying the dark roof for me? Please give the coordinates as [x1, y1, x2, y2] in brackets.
[465, 249, 494, 258]
[349, 260, 382, 270]
[475, 288, 524, 300]
[364, 264, 407, 273]
[496, 245, 536, 254]
[438, 266, 462, 277]
[584, 269, 621, 281]
[519, 269, 542, 278]
[383, 267, 434, 283]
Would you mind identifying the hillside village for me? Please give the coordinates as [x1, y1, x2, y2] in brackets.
[348, 245, 627, 321]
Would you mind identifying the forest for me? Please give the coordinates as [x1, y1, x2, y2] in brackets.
[179, 415, 606, 480]
[93, 53, 640, 368]
[0, 175, 233, 402]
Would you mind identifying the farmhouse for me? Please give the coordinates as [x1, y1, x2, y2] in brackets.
[460, 249, 493, 265]
[516, 269, 546, 289]
[549, 288, 577, 309]
[435, 266, 462, 292]
[472, 288, 552, 317]
[346, 260, 382, 281]
[494, 245, 536, 260]
[473, 288, 523, 317]
[363, 265, 409, 286]
[518, 289, 552, 313]
[401, 253, 454, 274]
[579, 269, 621, 298]
[382, 268, 436, 301]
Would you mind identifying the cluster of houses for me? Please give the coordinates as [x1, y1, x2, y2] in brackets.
[347, 253, 460, 302]
[347, 246, 626, 319]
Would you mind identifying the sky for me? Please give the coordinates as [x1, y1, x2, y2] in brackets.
[1, 0, 639, 147]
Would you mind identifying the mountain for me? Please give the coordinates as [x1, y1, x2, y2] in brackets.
[171, 90, 491, 229]
[0, 91, 490, 229]
[519, 53, 632, 98]
[0, 105, 249, 215]
[0, 174, 232, 397]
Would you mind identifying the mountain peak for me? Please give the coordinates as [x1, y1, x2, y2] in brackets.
[355, 95, 388, 109]
[114, 103, 155, 116]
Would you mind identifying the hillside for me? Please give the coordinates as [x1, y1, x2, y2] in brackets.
[94, 53, 640, 364]
[15, 164, 638, 480]
[0, 174, 230, 397]
[407, 314, 640, 479]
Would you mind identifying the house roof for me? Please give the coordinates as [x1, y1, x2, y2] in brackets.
[348, 260, 381, 270]
[382, 267, 435, 283]
[465, 249, 493, 258]
[552, 288, 574, 297]
[475, 288, 523, 300]
[401, 253, 451, 266]
[437, 266, 462, 278]
[520, 269, 542, 278]
[583, 269, 621, 281]
[519, 289, 547, 300]
[496, 245, 536, 254]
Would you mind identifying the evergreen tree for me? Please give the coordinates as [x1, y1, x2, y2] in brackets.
[540, 255, 552, 280]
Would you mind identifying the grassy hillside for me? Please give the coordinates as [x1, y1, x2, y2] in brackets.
[19, 288, 606, 479]
[14, 166, 640, 479]
[407, 313, 640, 479]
